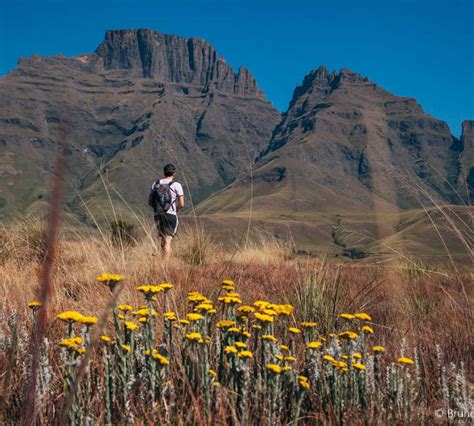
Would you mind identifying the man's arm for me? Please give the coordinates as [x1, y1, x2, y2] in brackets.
[177, 195, 185, 210]
[175, 182, 185, 210]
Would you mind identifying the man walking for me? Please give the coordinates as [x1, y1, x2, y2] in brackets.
[148, 163, 185, 258]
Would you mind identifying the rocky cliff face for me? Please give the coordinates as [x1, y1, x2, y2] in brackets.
[260, 66, 465, 208]
[199, 66, 470, 217]
[0, 29, 280, 221]
[95, 29, 262, 97]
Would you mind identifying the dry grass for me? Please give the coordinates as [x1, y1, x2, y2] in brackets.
[0, 221, 472, 422]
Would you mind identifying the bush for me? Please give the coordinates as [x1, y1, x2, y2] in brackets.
[110, 220, 136, 247]
[178, 226, 215, 266]
[0, 218, 48, 263]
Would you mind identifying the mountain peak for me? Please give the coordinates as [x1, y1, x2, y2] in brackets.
[95, 28, 263, 97]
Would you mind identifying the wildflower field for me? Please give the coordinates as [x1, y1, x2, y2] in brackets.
[0, 221, 472, 424]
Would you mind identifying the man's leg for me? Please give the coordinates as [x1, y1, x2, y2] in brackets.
[162, 235, 173, 259]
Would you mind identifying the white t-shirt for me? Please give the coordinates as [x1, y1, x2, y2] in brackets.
[155, 178, 184, 215]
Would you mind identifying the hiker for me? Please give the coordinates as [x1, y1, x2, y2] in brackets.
[148, 163, 185, 258]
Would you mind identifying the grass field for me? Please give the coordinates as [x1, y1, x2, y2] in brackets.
[0, 217, 472, 423]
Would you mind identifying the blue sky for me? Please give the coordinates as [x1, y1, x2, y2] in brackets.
[1, 0, 472, 136]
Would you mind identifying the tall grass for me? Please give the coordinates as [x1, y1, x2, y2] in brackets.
[0, 223, 472, 423]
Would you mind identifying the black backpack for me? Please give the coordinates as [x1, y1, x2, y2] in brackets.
[148, 181, 175, 213]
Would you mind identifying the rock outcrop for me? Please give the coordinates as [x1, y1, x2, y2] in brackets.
[0, 29, 280, 221]
[95, 29, 262, 97]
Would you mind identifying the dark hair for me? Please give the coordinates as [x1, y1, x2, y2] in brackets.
[163, 163, 176, 177]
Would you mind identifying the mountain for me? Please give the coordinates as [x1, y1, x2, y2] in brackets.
[0, 29, 280, 221]
[198, 66, 469, 214]
[196, 66, 472, 261]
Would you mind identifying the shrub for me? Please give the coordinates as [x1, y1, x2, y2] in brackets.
[178, 226, 216, 266]
[110, 220, 136, 247]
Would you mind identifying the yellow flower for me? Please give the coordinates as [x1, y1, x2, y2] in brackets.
[194, 303, 214, 312]
[271, 305, 293, 315]
[276, 355, 284, 361]
[255, 312, 273, 323]
[209, 369, 217, 377]
[97, 273, 124, 282]
[76, 348, 86, 355]
[280, 344, 289, 351]
[339, 313, 356, 320]
[125, 321, 138, 331]
[217, 296, 242, 305]
[28, 301, 42, 310]
[59, 337, 83, 350]
[132, 307, 157, 316]
[57, 311, 84, 323]
[355, 312, 372, 321]
[97, 273, 124, 291]
[136, 285, 163, 295]
[188, 292, 208, 303]
[352, 353, 362, 359]
[253, 300, 270, 309]
[187, 313, 204, 321]
[121, 344, 131, 352]
[299, 380, 310, 389]
[262, 308, 278, 316]
[222, 279, 235, 286]
[159, 283, 174, 292]
[298, 376, 310, 390]
[235, 342, 247, 349]
[306, 341, 322, 349]
[266, 364, 282, 374]
[222, 285, 235, 291]
[238, 350, 253, 359]
[186, 332, 202, 341]
[323, 355, 336, 362]
[352, 363, 366, 371]
[262, 335, 278, 342]
[224, 346, 238, 354]
[372, 345, 385, 353]
[179, 319, 190, 325]
[164, 312, 177, 321]
[227, 327, 241, 333]
[100, 335, 113, 343]
[362, 325, 374, 334]
[338, 331, 358, 340]
[238, 305, 255, 313]
[216, 320, 236, 329]
[153, 353, 170, 365]
[284, 356, 297, 363]
[273, 304, 293, 315]
[79, 315, 97, 326]
[332, 361, 347, 369]
[118, 304, 133, 312]
[288, 327, 302, 334]
[397, 357, 415, 365]
[138, 317, 148, 323]
[252, 324, 262, 330]
[300, 321, 317, 328]
[282, 366, 292, 372]
[342, 355, 349, 360]
[241, 331, 251, 338]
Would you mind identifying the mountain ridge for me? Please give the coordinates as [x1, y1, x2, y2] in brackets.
[0, 29, 280, 222]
